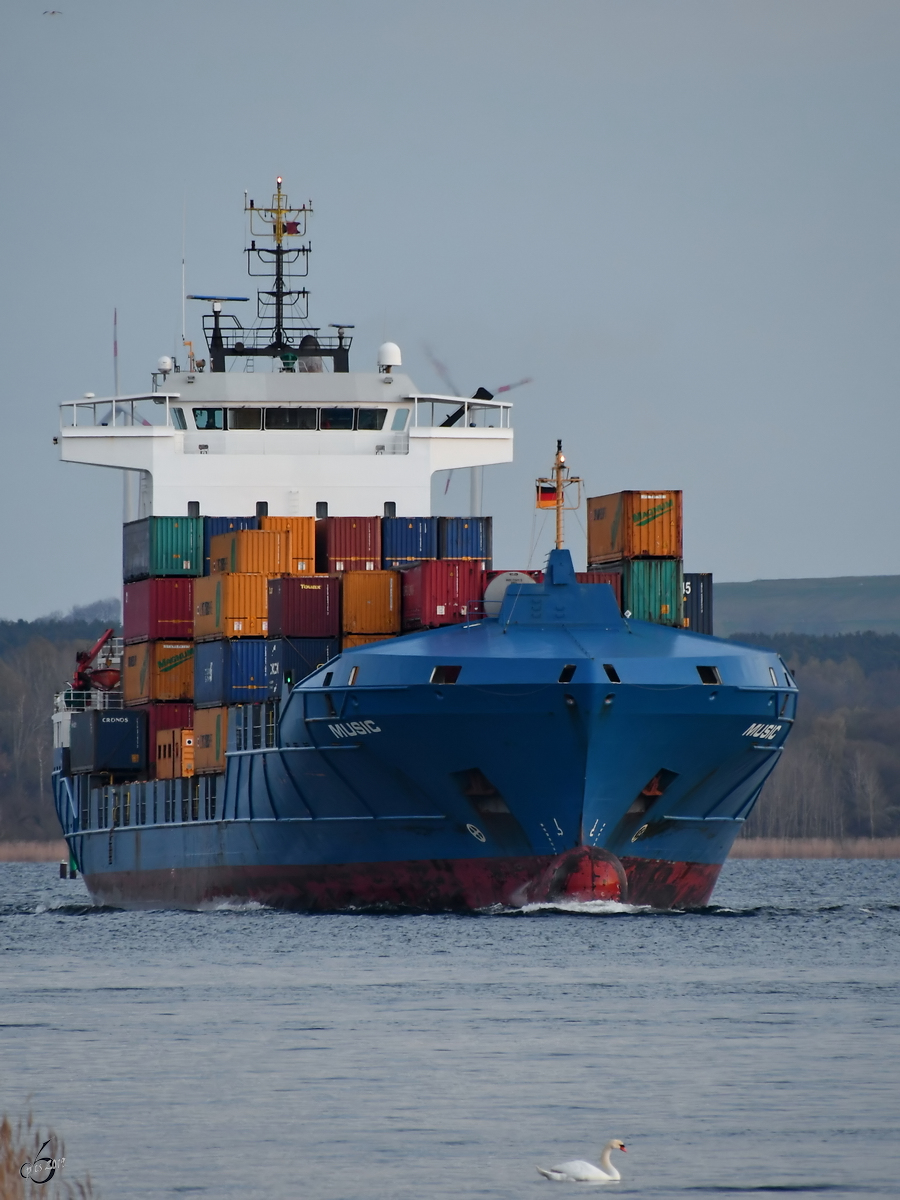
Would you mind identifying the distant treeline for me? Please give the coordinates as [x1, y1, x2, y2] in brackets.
[0, 610, 118, 841]
[730, 630, 900, 676]
[731, 632, 900, 839]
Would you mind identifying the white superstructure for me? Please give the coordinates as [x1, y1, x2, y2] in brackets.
[58, 373, 513, 518]
[57, 179, 513, 518]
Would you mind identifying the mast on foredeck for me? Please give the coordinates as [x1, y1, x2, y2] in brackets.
[536, 440, 582, 550]
[189, 178, 354, 374]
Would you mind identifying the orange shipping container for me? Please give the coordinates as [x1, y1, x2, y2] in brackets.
[210, 529, 291, 576]
[193, 574, 268, 640]
[259, 516, 316, 575]
[586, 490, 682, 564]
[155, 728, 195, 779]
[123, 641, 194, 705]
[194, 707, 228, 774]
[342, 634, 398, 648]
[341, 571, 401, 634]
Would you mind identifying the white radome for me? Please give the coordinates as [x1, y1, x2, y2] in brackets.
[377, 341, 402, 369]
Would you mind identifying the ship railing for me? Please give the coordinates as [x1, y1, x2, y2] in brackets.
[95, 637, 124, 664]
[202, 317, 351, 355]
[54, 689, 125, 712]
[405, 394, 513, 430]
[59, 394, 182, 431]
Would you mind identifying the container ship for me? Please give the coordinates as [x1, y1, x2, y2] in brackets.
[50, 180, 796, 911]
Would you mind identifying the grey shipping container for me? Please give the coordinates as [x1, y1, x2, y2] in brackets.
[69, 710, 147, 776]
[683, 572, 713, 635]
[123, 517, 204, 581]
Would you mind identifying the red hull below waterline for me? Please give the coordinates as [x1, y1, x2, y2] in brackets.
[81, 845, 722, 912]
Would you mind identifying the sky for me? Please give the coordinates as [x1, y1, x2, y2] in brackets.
[1, 0, 899, 617]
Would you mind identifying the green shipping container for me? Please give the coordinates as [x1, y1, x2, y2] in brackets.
[123, 517, 204, 581]
[610, 558, 684, 626]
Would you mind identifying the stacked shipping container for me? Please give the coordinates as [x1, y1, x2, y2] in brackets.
[121, 520, 205, 778]
[115, 510, 604, 779]
[586, 491, 684, 626]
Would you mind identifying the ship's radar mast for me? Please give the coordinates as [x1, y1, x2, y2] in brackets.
[536, 440, 582, 550]
[189, 178, 353, 373]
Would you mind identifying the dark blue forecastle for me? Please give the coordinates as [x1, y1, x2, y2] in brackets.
[54, 551, 796, 910]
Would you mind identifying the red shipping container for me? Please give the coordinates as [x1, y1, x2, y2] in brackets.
[267, 575, 341, 638]
[576, 572, 623, 608]
[315, 517, 381, 573]
[401, 560, 485, 630]
[123, 578, 194, 643]
[133, 702, 194, 779]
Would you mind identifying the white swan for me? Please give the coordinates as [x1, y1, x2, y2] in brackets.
[537, 1138, 627, 1183]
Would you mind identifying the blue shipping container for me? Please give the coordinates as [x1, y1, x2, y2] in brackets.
[202, 516, 258, 575]
[683, 572, 713, 635]
[381, 517, 439, 568]
[194, 638, 268, 708]
[69, 710, 147, 775]
[438, 517, 493, 564]
[265, 637, 340, 698]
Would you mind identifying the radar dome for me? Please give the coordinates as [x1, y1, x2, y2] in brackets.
[377, 342, 402, 371]
[157, 355, 173, 375]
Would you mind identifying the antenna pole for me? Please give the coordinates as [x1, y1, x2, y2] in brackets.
[113, 308, 119, 397]
[555, 439, 565, 550]
[181, 196, 186, 347]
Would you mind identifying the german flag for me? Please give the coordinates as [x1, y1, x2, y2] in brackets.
[536, 483, 557, 509]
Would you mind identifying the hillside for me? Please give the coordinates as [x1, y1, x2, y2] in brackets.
[729, 632, 900, 839]
[0, 611, 119, 841]
[714, 575, 900, 637]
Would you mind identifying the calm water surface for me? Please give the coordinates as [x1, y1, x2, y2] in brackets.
[1, 859, 898, 1199]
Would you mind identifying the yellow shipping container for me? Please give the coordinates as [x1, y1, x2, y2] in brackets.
[341, 634, 398, 648]
[210, 529, 291, 576]
[341, 571, 401, 634]
[194, 707, 227, 774]
[587, 490, 683, 564]
[123, 641, 194, 705]
[259, 516, 316, 575]
[155, 728, 195, 779]
[193, 573, 268, 640]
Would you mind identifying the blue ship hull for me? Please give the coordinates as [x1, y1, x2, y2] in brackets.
[53, 553, 795, 910]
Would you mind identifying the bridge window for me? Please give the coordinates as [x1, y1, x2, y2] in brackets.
[228, 409, 262, 430]
[193, 407, 223, 430]
[265, 408, 317, 430]
[391, 408, 410, 431]
[171, 407, 187, 430]
[357, 408, 387, 430]
[320, 408, 354, 430]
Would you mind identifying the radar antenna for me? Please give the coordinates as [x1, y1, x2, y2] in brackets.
[189, 178, 352, 373]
